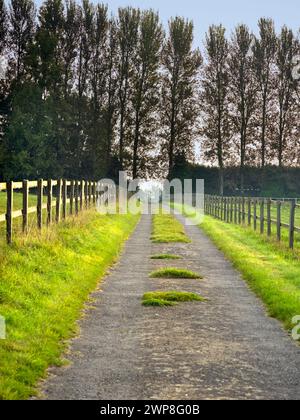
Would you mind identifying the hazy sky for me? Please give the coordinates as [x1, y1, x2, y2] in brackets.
[35, 0, 300, 49]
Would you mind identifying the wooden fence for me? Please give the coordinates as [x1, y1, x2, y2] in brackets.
[0, 180, 98, 244]
[205, 195, 300, 249]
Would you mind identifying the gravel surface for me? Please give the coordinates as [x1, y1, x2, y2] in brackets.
[42, 213, 300, 400]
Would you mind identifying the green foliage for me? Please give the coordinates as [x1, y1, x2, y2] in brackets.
[3, 83, 63, 180]
[171, 162, 300, 198]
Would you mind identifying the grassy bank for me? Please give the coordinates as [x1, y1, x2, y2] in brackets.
[0, 209, 139, 400]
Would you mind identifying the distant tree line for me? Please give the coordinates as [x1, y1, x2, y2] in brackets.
[171, 154, 300, 197]
[0, 0, 299, 191]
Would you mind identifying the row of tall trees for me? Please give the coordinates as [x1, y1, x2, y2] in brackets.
[0, 0, 200, 181]
[202, 20, 300, 193]
[0, 1, 299, 189]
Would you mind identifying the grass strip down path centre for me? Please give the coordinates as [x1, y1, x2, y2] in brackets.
[0, 209, 140, 400]
[151, 213, 191, 243]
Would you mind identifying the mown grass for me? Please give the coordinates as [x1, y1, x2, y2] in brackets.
[142, 291, 204, 307]
[176, 203, 300, 337]
[150, 254, 182, 260]
[149, 268, 202, 279]
[151, 213, 190, 243]
[0, 209, 140, 400]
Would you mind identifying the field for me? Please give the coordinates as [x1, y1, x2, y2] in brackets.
[0, 191, 37, 214]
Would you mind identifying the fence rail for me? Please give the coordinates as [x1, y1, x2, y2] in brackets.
[0, 179, 98, 244]
[205, 195, 300, 249]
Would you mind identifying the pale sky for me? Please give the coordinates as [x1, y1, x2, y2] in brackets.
[34, 0, 300, 49]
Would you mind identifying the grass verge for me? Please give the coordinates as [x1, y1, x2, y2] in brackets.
[151, 213, 190, 243]
[0, 209, 139, 400]
[149, 268, 202, 279]
[142, 291, 204, 307]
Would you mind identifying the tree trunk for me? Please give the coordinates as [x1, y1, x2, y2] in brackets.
[132, 112, 140, 179]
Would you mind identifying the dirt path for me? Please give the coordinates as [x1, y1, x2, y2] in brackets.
[42, 213, 300, 400]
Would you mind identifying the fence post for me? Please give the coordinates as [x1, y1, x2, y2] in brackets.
[220, 197, 222, 219]
[242, 197, 245, 224]
[22, 180, 29, 233]
[6, 181, 13, 244]
[70, 180, 74, 215]
[75, 181, 79, 215]
[260, 199, 264, 234]
[277, 201, 281, 242]
[47, 180, 53, 226]
[253, 199, 257, 231]
[62, 180, 67, 219]
[89, 181, 92, 207]
[56, 179, 62, 223]
[267, 198, 271, 237]
[248, 198, 251, 226]
[37, 179, 43, 230]
[226, 198, 229, 222]
[215, 196, 217, 218]
[234, 197, 237, 223]
[93, 181, 96, 205]
[289, 199, 296, 249]
[80, 180, 84, 211]
[85, 181, 88, 209]
[238, 198, 241, 224]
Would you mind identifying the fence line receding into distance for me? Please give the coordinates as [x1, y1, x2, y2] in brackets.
[0, 180, 98, 244]
[204, 195, 300, 250]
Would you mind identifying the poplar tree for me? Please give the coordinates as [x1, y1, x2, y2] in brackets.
[9, 0, 36, 82]
[116, 7, 140, 168]
[253, 18, 277, 168]
[201, 24, 230, 195]
[228, 24, 257, 192]
[275, 26, 298, 166]
[131, 10, 163, 178]
[161, 17, 201, 179]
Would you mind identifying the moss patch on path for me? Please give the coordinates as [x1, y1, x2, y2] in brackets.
[151, 254, 182, 260]
[151, 213, 190, 243]
[142, 291, 204, 307]
[150, 268, 203, 279]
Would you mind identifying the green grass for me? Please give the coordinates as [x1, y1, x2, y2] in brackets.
[149, 268, 203, 279]
[270, 202, 300, 227]
[176, 203, 300, 336]
[151, 213, 191, 243]
[0, 191, 37, 214]
[142, 291, 204, 307]
[0, 209, 140, 400]
[150, 254, 182, 260]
